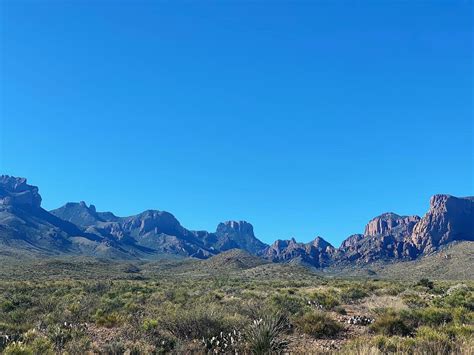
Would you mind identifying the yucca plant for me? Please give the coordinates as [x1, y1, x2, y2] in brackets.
[246, 314, 288, 354]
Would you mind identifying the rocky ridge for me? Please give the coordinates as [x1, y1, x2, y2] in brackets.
[0, 175, 472, 266]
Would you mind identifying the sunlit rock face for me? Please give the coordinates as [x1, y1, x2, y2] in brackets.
[364, 213, 420, 238]
[411, 195, 474, 254]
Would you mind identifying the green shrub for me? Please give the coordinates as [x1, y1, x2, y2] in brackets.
[370, 310, 414, 336]
[414, 326, 452, 354]
[161, 307, 240, 340]
[417, 278, 434, 289]
[309, 290, 340, 309]
[434, 287, 474, 310]
[341, 287, 368, 302]
[3, 342, 33, 355]
[371, 335, 415, 353]
[94, 309, 122, 327]
[100, 341, 125, 355]
[270, 294, 306, 316]
[28, 337, 54, 355]
[62, 336, 91, 355]
[401, 293, 428, 308]
[415, 307, 453, 327]
[294, 311, 342, 338]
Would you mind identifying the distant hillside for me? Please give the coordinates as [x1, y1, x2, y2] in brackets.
[200, 249, 269, 271]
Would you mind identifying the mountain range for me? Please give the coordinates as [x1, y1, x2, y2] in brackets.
[0, 175, 472, 268]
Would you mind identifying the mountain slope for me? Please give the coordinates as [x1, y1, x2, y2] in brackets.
[1, 175, 472, 271]
[50, 200, 268, 258]
[0, 176, 133, 259]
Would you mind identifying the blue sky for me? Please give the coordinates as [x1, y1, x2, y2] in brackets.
[1, 1, 472, 246]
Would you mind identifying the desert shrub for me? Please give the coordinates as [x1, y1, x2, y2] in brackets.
[334, 306, 347, 315]
[140, 319, 176, 352]
[414, 326, 452, 354]
[370, 310, 414, 336]
[444, 324, 474, 340]
[309, 289, 340, 309]
[452, 307, 474, 325]
[1, 300, 15, 312]
[62, 336, 91, 355]
[371, 335, 416, 353]
[415, 307, 453, 327]
[100, 341, 125, 355]
[122, 264, 141, 274]
[293, 311, 342, 338]
[341, 286, 368, 302]
[246, 314, 287, 354]
[28, 337, 54, 355]
[401, 292, 428, 308]
[161, 306, 241, 340]
[433, 287, 474, 310]
[94, 309, 123, 327]
[270, 294, 306, 316]
[19, 330, 54, 355]
[47, 325, 73, 350]
[381, 285, 405, 296]
[3, 341, 33, 355]
[417, 278, 434, 289]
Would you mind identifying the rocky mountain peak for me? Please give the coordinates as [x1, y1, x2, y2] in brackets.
[217, 220, 254, 234]
[364, 212, 420, 237]
[411, 195, 473, 253]
[215, 220, 267, 255]
[311, 236, 334, 251]
[0, 175, 42, 209]
[51, 201, 103, 227]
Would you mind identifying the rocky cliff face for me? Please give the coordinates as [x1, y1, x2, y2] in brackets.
[364, 213, 420, 238]
[411, 195, 473, 253]
[214, 221, 267, 255]
[335, 213, 421, 264]
[0, 176, 120, 258]
[261, 236, 335, 267]
[0, 176, 42, 209]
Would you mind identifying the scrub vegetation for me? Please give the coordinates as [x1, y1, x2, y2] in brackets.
[0, 252, 472, 354]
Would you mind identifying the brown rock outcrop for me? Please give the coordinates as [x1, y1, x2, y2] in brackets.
[411, 195, 473, 253]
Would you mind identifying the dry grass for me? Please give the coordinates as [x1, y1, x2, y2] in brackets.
[361, 295, 408, 312]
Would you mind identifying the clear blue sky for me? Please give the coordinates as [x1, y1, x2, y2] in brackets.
[1, 1, 472, 246]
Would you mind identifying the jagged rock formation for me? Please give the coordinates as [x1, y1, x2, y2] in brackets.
[0, 175, 269, 259]
[261, 236, 335, 267]
[1, 175, 472, 267]
[0, 176, 129, 259]
[51, 201, 268, 258]
[411, 195, 474, 253]
[335, 213, 421, 264]
[258, 196, 473, 267]
[214, 221, 267, 255]
[364, 213, 420, 238]
[0, 176, 42, 209]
